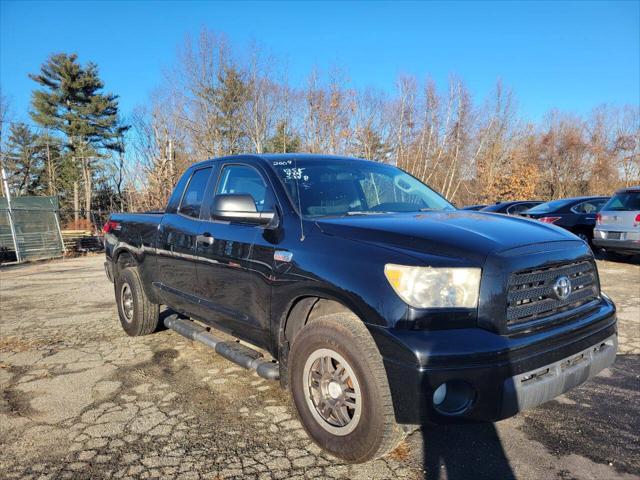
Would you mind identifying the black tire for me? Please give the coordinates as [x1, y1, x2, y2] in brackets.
[115, 267, 160, 336]
[575, 230, 593, 247]
[289, 312, 402, 463]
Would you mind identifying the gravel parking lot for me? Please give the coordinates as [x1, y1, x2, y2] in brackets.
[0, 255, 638, 480]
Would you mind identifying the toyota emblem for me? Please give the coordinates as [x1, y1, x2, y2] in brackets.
[553, 276, 572, 300]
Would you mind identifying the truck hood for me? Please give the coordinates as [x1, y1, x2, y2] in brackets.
[315, 211, 578, 264]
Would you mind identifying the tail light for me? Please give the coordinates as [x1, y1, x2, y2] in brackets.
[596, 213, 601, 224]
[102, 220, 121, 233]
[538, 216, 561, 224]
[635, 214, 640, 227]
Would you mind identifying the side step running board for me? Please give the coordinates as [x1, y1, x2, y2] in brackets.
[164, 314, 279, 380]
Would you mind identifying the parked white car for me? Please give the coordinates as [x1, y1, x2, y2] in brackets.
[593, 186, 640, 256]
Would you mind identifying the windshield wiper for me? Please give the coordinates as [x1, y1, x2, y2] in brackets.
[344, 210, 390, 216]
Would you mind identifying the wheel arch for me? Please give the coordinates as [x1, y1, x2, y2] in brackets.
[113, 248, 138, 276]
[277, 292, 372, 387]
[112, 247, 160, 304]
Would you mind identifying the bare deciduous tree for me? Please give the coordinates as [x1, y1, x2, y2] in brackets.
[49, 32, 634, 212]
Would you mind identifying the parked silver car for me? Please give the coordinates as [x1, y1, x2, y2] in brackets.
[593, 186, 640, 256]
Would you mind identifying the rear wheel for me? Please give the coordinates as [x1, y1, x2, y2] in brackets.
[289, 312, 402, 463]
[115, 267, 160, 336]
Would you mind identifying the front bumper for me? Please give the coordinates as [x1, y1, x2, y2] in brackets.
[501, 334, 616, 418]
[373, 296, 617, 424]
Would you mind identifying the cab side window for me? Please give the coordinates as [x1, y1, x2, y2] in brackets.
[573, 200, 604, 214]
[506, 203, 530, 215]
[179, 167, 212, 218]
[215, 165, 274, 212]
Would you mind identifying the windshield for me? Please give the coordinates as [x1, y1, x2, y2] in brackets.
[602, 191, 640, 211]
[525, 198, 573, 214]
[270, 159, 455, 218]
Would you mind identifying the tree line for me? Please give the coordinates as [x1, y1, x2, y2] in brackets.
[1, 29, 638, 223]
[0, 53, 126, 226]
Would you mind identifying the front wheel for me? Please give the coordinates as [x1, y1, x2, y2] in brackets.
[115, 267, 160, 336]
[289, 312, 403, 463]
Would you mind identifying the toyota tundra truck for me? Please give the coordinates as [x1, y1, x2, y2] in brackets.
[104, 154, 617, 463]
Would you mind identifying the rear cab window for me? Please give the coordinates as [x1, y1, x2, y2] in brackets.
[179, 167, 213, 218]
[166, 171, 191, 213]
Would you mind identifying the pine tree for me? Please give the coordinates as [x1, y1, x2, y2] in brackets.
[5, 123, 43, 195]
[353, 124, 388, 161]
[215, 65, 248, 154]
[29, 53, 126, 221]
[36, 131, 69, 199]
[265, 120, 301, 153]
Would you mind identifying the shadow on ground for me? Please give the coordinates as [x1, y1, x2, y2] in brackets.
[521, 354, 640, 475]
[594, 250, 640, 265]
[406, 354, 639, 479]
[418, 423, 516, 480]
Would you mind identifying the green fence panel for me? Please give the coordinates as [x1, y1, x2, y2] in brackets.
[0, 210, 16, 252]
[0, 196, 64, 263]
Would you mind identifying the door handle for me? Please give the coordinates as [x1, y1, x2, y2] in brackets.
[196, 233, 214, 245]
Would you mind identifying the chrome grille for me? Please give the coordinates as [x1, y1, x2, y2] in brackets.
[507, 260, 599, 326]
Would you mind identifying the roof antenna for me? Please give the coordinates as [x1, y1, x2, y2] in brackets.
[294, 157, 305, 241]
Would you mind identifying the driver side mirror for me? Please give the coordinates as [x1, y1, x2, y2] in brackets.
[211, 194, 276, 227]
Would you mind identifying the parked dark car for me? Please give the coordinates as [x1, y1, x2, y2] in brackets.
[481, 200, 544, 215]
[461, 204, 487, 210]
[521, 196, 609, 244]
[104, 155, 617, 463]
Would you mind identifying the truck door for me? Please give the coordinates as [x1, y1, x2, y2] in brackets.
[193, 162, 277, 350]
[156, 166, 213, 315]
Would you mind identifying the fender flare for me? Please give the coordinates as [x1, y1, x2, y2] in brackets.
[112, 244, 160, 304]
[275, 285, 381, 387]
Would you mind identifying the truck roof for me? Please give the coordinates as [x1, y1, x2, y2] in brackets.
[190, 153, 379, 169]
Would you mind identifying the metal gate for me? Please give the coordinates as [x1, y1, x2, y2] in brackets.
[0, 196, 65, 263]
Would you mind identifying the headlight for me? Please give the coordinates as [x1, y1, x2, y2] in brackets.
[384, 264, 481, 308]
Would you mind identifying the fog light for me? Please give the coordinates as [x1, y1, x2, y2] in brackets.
[433, 383, 447, 405]
[432, 380, 476, 416]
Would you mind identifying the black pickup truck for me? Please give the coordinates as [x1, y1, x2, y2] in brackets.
[104, 154, 617, 463]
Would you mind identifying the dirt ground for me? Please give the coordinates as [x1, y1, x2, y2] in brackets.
[0, 254, 638, 480]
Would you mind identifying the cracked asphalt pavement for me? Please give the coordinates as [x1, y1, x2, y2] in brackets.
[0, 255, 638, 480]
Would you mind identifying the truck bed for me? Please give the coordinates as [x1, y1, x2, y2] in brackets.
[105, 212, 164, 259]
